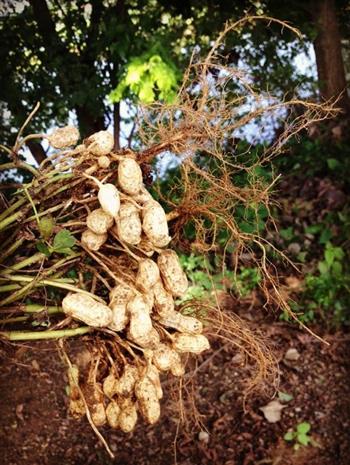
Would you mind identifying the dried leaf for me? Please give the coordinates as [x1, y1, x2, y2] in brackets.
[259, 400, 286, 423]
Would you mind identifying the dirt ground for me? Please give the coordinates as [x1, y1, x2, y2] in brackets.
[0, 322, 349, 465]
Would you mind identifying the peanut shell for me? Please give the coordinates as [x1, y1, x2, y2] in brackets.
[142, 200, 171, 247]
[62, 293, 112, 327]
[86, 208, 114, 235]
[173, 333, 210, 354]
[114, 201, 142, 245]
[157, 250, 188, 296]
[118, 157, 143, 195]
[81, 229, 107, 251]
[86, 130, 114, 156]
[98, 183, 120, 217]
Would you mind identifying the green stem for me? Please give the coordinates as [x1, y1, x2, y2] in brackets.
[21, 304, 62, 313]
[0, 162, 39, 178]
[0, 326, 92, 341]
[0, 173, 72, 224]
[0, 284, 21, 293]
[0, 306, 62, 324]
[3, 252, 45, 274]
[23, 185, 40, 227]
[0, 275, 103, 304]
[22, 204, 65, 225]
[0, 238, 25, 262]
[0, 211, 23, 232]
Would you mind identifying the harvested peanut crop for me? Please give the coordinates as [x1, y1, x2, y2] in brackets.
[0, 127, 212, 443]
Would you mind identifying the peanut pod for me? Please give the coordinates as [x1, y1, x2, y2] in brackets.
[62, 293, 112, 327]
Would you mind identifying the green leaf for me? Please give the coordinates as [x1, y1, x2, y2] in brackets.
[319, 228, 332, 244]
[36, 241, 51, 257]
[325, 248, 335, 267]
[284, 431, 295, 441]
[318, 261, 328, 275]
[53, 229, 76, 254]
[297, 433, 311, 446]
[278, 391, 294, 403]
[327, 158, 340, 170]
[280, 227, 294, 241]
[331, 260, 342, 275]
[297, 422, 311, 434]
[305, 224, 321, 235]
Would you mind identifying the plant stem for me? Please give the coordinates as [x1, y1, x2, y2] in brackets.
[0, 326, 92, 341]
[22, 304, 62, 313]
[0, 211, 23, 232]
[3, 252, 45, 274]
[0, 238, 25, 263]
[0, 284, 21, 293]
[0, 274, 104, 305]
[0, 306, 62, 324]
[0, 162, 39, 178]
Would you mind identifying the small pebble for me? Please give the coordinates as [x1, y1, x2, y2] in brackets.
[284, 348, 300, 361]
[198, 431, 209, 444]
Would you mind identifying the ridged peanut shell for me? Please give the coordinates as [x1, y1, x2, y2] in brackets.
[108, 283, 135, 331]
[135, 259, 160, 293]
[86, 208, 114, 235]
[152, 343, 178, 372]
[158, 311, 203, 334]
[142, 200, 171, 247]
[170, 358, 185, 377]
[135, 376, 160, 425]
[103, 372, 118, 398]
[106, 400, 120, 429]
[81, 229, 107, 251]
[69, 398, 85, 418]
[108, 301, 129, 332]
[133, 327, 160, 349]
[62, 293, 112, 327]
[91, 402, 107, 426]
[128, 306, 152, 344]
[173, 333, 210, 354]
[109, 283, 136, 304]
[118, 157, 143, 195]
[98, 156, 111, 169]
[115, 365, 139, 397]
[86, 130, 114, 156]
[118, 399, 138, 433]
[48, 126, 79, 148]
[153, 280, 175, 316]
[133, 187, 153, 205]
[114, 202, 142, 245]
[157, 250, 188, 296]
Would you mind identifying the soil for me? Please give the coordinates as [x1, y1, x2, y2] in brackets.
[1, 323, 349, 465]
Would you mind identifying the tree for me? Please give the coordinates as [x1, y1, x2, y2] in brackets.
[1, 0, 350, 169]
[311, 0, 350, 113]
[258, 0, 350, 113]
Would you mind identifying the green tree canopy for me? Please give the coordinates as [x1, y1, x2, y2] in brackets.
[1, 0, 349, 166]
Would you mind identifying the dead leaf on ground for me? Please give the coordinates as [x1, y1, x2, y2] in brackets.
[259, 400, 286, 423]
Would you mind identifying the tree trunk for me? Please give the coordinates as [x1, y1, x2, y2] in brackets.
[113, 103, 120, 151]
[75, 106, 105, 138]
[26, 140, 47, 165]
[312, 0, 350, 114]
